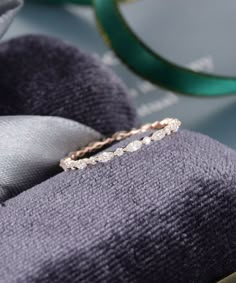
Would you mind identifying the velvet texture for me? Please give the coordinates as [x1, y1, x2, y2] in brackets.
[0, 35, 138, 136]
[0, 116, 102, 202]
[0, 130, 235, 283]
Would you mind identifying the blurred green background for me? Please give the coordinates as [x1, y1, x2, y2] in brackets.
[5, 0, 236, 148]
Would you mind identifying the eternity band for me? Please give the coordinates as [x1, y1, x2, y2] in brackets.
[68, 120, 165, 160]
[60, 118, 181, 171]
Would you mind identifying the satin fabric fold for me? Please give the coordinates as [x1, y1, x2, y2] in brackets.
[0, 0, 23, 39]
[0, 116, 102, 202]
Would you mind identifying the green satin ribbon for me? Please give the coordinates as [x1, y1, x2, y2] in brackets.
[30, 0, 236, 97]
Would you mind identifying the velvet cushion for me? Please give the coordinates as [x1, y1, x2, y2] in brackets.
[0, 35, 138, 136]
[0, 130, 235, 282]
